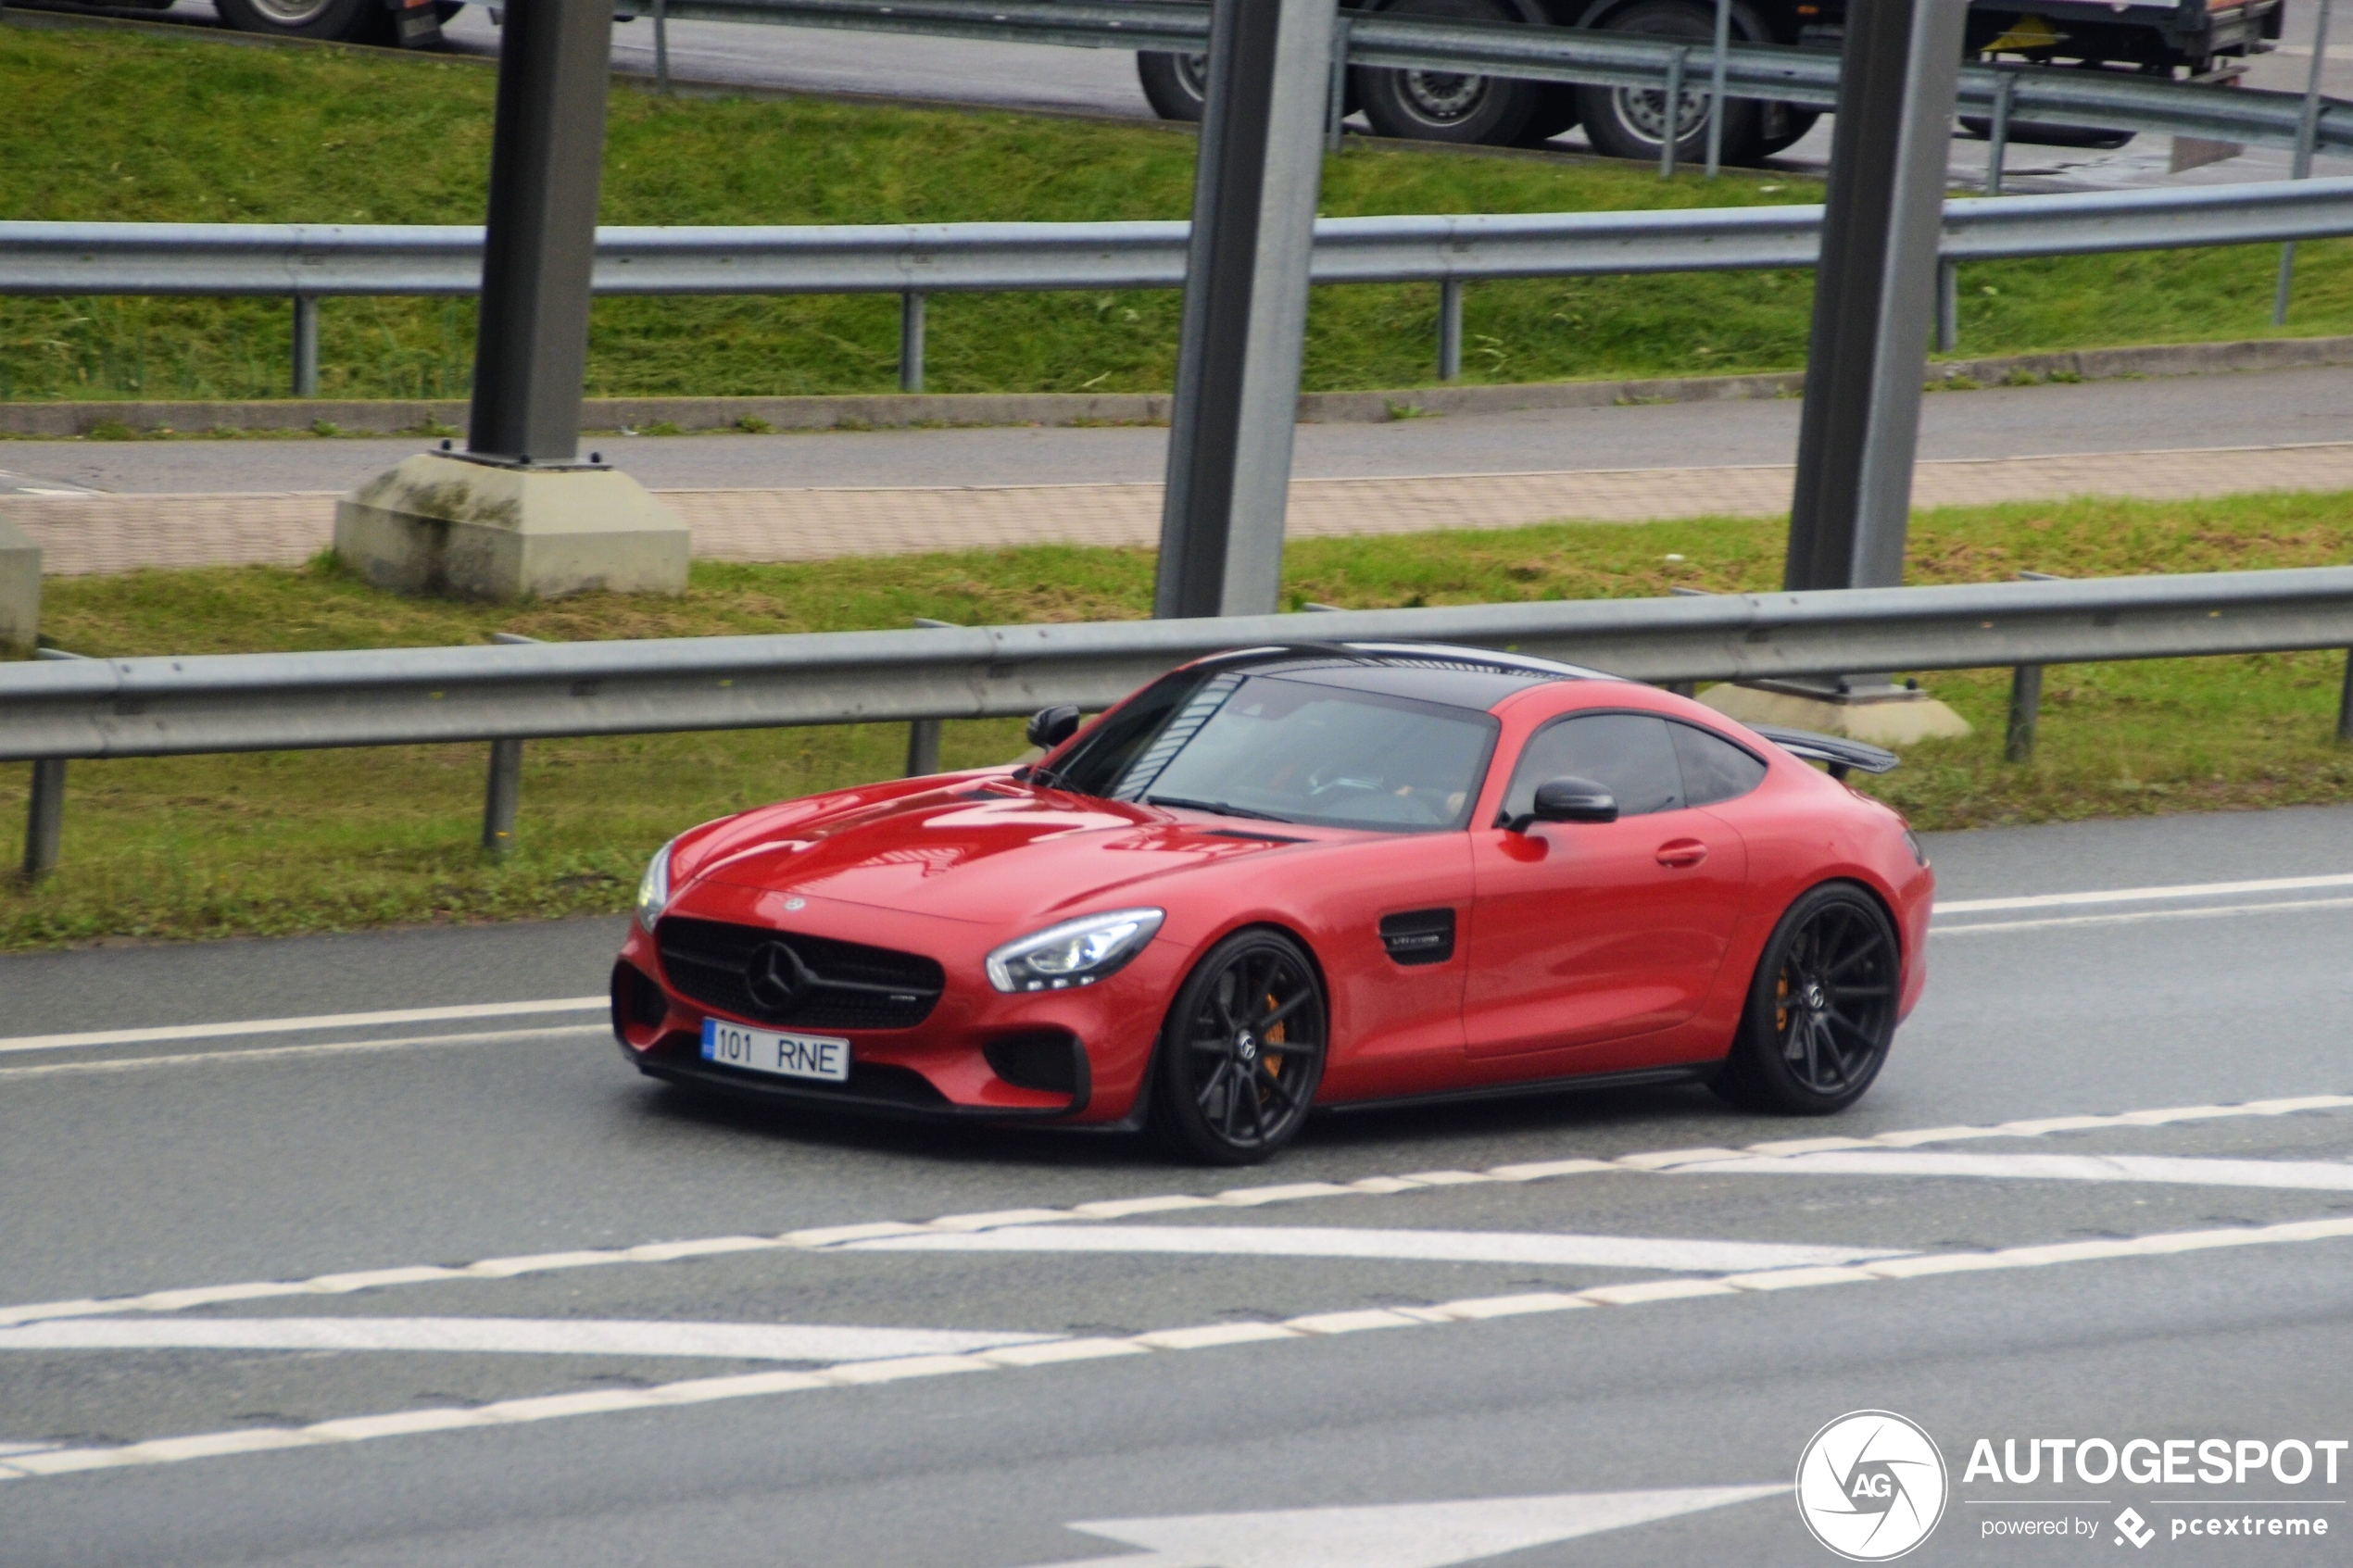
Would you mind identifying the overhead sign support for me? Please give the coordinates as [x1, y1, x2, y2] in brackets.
[1154, 0, 1339, 620]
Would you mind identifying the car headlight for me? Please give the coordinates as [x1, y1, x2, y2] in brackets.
[635, 838, 676, 933]
[986, 909, 1164, 993]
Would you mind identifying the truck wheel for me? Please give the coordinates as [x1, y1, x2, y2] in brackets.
[216, 0, 393, 41]
[1137, 51, 1208, 122]
[1353, 0, 1547, 146]
[1574, 0, 1768, 166]
[1755, 106, 1818, 157]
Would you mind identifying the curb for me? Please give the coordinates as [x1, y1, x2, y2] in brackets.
[6, 332, 2352, 440]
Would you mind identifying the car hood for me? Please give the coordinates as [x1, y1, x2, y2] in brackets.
[682, 780, 1318, 925]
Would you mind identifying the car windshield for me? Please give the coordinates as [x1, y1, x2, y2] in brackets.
[1041, 670, 1498, 833]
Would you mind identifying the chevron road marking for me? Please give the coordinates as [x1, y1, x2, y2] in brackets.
[6, 1212, 2353, 1484]
[2, 1094, 2347, 1330]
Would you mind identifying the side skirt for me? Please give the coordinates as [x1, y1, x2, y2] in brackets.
[1317, 1061, 1721, 1117]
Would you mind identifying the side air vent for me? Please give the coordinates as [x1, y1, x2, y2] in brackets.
[983, 1029, 1088, 1097]
[1378, 908, 1456, 966]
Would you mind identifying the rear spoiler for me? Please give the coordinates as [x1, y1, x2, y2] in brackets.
[1750, 725, 1899, 780]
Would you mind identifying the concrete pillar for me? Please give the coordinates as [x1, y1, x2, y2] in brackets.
[0, 514, 37, 654]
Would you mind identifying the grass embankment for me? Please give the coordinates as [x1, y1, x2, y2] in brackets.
[8, 491, 2353, 947]
[6, 25, 2353, 407]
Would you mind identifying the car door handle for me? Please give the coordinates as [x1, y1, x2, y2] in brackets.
[1655, 839, 1707, 869]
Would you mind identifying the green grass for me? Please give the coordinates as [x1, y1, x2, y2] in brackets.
[6, 25, 2353, 406]
[9, 490, 2353, 948]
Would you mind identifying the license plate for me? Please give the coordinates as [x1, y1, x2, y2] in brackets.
[700, 1018, 851, 1084]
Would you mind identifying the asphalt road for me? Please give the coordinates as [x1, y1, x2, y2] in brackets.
[5, 802, 2352, 1564]
[33, 0, 2353, 190]
[5, 363, 2349, 496]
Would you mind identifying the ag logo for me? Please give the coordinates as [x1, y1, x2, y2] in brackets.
[1795, 1411, 1949, 1562]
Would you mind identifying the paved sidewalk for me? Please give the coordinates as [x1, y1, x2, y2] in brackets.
[9, 441, 2352, 577]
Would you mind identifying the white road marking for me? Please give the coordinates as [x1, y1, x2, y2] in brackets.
[0, 997, 610, 1056]
[6, 1213, 2352, 1484]
[848, 1224, 1907, 1273]
[1683, 1150, 2353, 1191]
[3, 1092, 2346, 1330]
[1048, 1486, 1783, 1568]
[1936, 872, 2353, 915]
[1933, 896, 2353, 936]
[0, 1317, 1053, 1363]
[0, 1025, 611, 1081]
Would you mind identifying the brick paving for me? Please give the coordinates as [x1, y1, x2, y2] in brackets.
[9, 442, 2352, 577]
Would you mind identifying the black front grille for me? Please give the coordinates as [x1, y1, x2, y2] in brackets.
[655, 916, 946, 1031]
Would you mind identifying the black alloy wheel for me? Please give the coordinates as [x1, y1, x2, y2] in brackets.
[1153, 929, 1328, 1164]
[1712, 882, 1899, 1114]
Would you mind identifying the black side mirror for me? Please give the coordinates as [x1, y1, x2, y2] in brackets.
[1026, 704, 1082, 750]
[1509, 775, 1617, 832]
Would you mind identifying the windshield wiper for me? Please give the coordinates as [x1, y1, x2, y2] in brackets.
[1145, 795, 1294, 823]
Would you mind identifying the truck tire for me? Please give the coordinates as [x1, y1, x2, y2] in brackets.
[1353, 0, 1550, 146]
[216, 0, 393, 41]
[1574, 0, 1776, 165]
[1137, 51, 1208, 122]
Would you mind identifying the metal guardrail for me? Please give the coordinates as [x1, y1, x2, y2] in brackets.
[10, 177, 2353, 390]
[610, 0, 2353, 158]
[12, 565, 2353, 875]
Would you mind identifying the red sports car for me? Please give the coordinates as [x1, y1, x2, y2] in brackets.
[610, 642, 1933, 1164]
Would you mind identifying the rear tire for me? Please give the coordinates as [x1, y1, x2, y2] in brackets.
[1137, 51, 1208, 122]
[1151, 929, 1328, 1165]
[216, 0, 393, 41]
[1353, 0, 1549, 146]
[1711, 882, 1899, 1115]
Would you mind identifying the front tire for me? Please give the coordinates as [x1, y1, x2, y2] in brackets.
[216, 0, 393, 41]
[1151, 929, 1328, 1165]
[1712, 883, 1899, 1114]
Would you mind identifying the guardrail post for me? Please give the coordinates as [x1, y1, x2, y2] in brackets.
[1438, 278, 1463, 381]
[1986, 68, 2017, 196]
[482, 632, 540, 853]
[2275, 0, 2333, 323]
[2336, 648, 2353, 744]
[1936, 258, 1958, 354]
[2005, 570, 2061, 760]
[21, 759, 64, 883]
[1704, 0, 1730, 179]
[482, 738, 523, 854]
[1659, 47, 1688, 179]
[900, 292, 925, 394]
[292, 295, 320, 397]
[653, 0, 671, 94]
[1155, 0, 1340, 620]
[905, 618, 954, 775]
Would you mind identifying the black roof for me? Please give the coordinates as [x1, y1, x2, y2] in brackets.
[1202, 641, 1607, 712]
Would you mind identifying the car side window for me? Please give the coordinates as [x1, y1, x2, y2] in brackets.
[1668, 721, 1768, 808]
[1499, 713, 1685, 824]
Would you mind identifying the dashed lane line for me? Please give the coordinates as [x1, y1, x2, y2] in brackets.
[1933, 872, 2353, 915]
[0, 997, 610, 1056]
[1680, 1150, 2353, 1190]
[0, 1025, 612, 1081]
[5, 872, 2341, 1061]
[1931, 896, 2353, 936]
[0, 1317, 1055, 1362]
[7, 1213, 2353, 1484]
[2, 1092, 2345, 1332]
[841, 1225, 1908, 1272]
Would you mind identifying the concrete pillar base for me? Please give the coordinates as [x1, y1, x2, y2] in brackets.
[0, 513, 39, 653]
[1700, 682, 1972, 746]
[333, 452, 689, 601]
